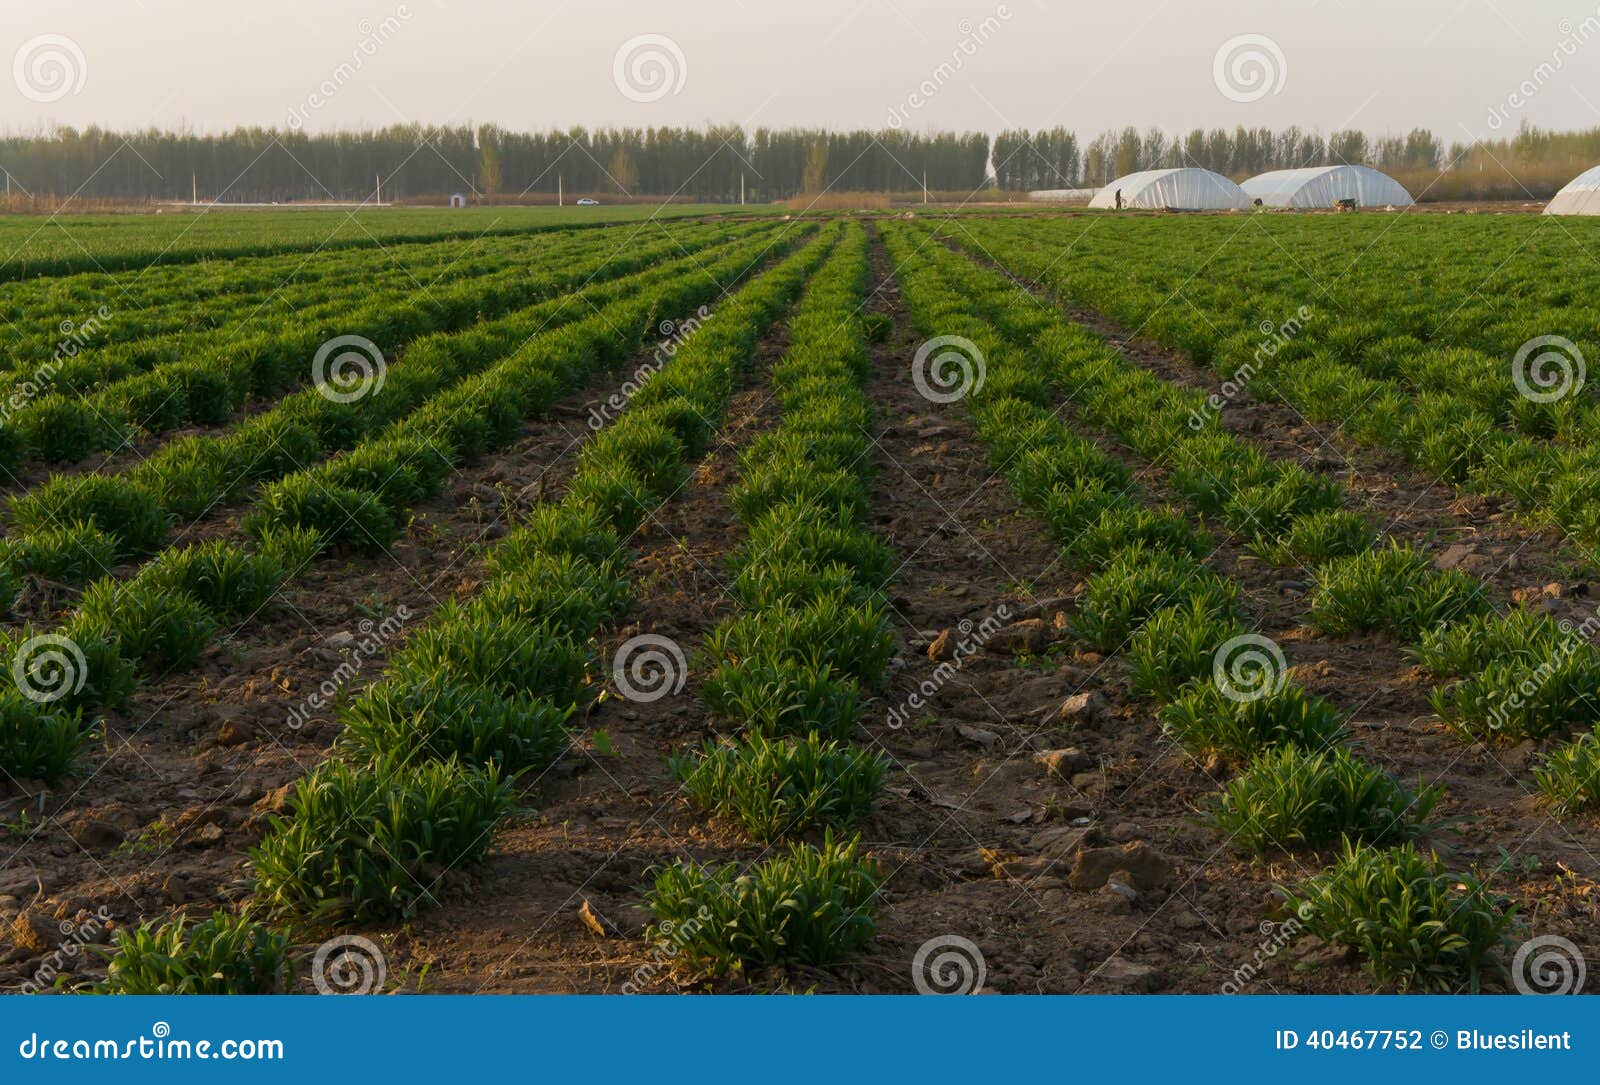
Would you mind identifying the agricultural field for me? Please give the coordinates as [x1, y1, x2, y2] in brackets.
[0, 206, 1596, 998]
[0, 204, 752, 283]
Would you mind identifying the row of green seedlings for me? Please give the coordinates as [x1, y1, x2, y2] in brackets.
[0, 227, 812, 788]
[887, 221, 1524, 993]
[0, 224, 773, 604]
[939, 221, 1600, 815]
[961, 219, 1600, 570]
[964, 216, 1599, 448]
[0, 227, 563, 373]
[4, 220, 744, 468]
[89, 224, 840, 993]
[0, 206, 654, 286]
[649, 226, 889, 980]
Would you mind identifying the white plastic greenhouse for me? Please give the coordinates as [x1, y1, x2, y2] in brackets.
[1088, 168, 1250, 211]
[1545, 166, 1600, 215]
[1241, 165, 1413, 209]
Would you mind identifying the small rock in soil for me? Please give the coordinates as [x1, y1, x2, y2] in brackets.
[957, 725, 1001, 752]
[1068, 841, 1174, 891]
[1034, 748, 1091, 777]
[1093, 957, 1164, 992]
[983, 619, 1050, 655]
[1053, 691, 1103, 725]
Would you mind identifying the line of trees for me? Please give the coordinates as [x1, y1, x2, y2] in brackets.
[996, 126, 1445, 189]
[0, 124, 990, 203]
[0, 120, 1594, 202]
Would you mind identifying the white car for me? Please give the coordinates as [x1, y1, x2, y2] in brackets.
[576, 198, 599, 206]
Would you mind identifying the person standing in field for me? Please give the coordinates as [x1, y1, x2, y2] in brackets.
[1115, 188, 1124, 210]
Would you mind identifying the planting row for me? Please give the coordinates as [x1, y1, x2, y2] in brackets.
[1, 220, 747, 468]
[0, 224, 816, 790]
[0, 224, 779, 609]
[885, 220, 1533, 992]
[652, 224, 889, 976]
[934, 219, 1600, 803]
[94, 223, 840, 992]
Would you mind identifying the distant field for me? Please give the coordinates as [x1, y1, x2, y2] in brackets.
[0, 203, 757, 282]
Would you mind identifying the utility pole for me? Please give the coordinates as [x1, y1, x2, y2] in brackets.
[923, 170, 928, 204]
[376, 174, 382, 205]
[558, 176, 563, 206]
[192, 174, 197, 206]
[740, 174, 745, 205]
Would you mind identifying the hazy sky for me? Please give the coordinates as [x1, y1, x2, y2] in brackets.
[4, 0, 1600, 142]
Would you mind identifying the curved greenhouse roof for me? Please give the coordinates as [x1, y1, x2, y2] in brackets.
[1088, 168, 1250, 211]
[1545, 165, 1600, 215]
[1241, 165, 1413, 209]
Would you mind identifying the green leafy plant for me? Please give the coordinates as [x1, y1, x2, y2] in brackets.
[101, 910, 291, 994]
[1210, 745, 1441, 855]
[1281, 841, 1518, 992]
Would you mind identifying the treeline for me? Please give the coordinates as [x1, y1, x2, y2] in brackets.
[3, 120, 1597, 203]
[995, 126, 1445, 188]
[0, 124, 989, 203]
